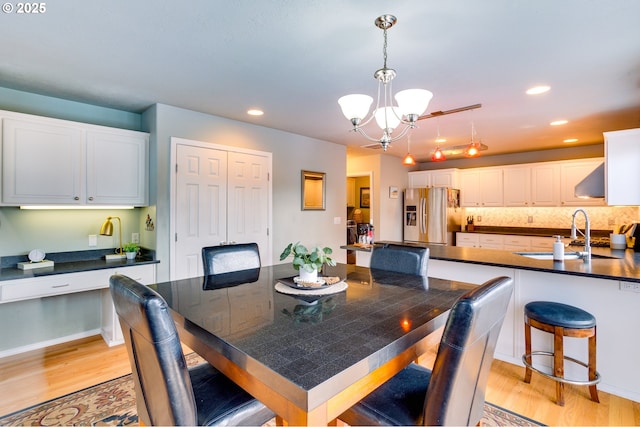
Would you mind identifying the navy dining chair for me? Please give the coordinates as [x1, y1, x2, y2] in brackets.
[338, 275, 513, 426]
[202, 243, 261, 275]
[370, 243, 429, 276]
[110, 274, 274, 426]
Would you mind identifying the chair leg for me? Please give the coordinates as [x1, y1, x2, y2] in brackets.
[524, 318, 533, 383]
[554, 326, 565, 406]
[588, 332, 600, 403]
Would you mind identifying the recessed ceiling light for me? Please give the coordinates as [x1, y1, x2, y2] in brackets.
[563, 138, 579, 143]
[435, 137, 447, 143]
[247, 109, 264, 116]
[526, 85, 551, 95]
[550, 119, 568, 126]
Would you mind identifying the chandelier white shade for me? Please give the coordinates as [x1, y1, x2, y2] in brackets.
[338, 15, 433, 151]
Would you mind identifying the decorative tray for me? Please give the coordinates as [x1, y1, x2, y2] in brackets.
[278, 275, 342, 291]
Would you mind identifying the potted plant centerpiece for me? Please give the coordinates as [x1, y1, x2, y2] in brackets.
[280, 242, 336, 283]
[122, 242, 139, 260]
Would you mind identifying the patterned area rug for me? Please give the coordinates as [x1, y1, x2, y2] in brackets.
[0, 354, 544, 426]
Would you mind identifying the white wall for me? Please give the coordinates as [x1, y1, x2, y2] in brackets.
[144, 103, 347, 281]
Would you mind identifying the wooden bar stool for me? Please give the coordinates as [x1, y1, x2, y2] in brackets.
[523, 301, 600, 406]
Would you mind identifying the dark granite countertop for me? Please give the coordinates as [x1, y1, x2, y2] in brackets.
[377, 241, 640, 283]
[0, 248, 159, 282]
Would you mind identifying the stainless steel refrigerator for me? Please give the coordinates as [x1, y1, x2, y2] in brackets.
[403, 187, 461, 245]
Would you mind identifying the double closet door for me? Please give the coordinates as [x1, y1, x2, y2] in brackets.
[172, 139, 271, 280]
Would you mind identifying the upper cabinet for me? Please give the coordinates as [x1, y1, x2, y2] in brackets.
[503, 163, 559, 207]
[1, 112, 149, 206]
[605, 128, 640, 206]
[459, 167, 503, 207]
[408, 168, 459, 188]
[346, 177, 356, 207]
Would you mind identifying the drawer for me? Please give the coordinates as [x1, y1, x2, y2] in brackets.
[0, 264, 156, 303]
[1, 272, 101, 302]
[503, 236, 530, 246]
[479, 234, 504, 244]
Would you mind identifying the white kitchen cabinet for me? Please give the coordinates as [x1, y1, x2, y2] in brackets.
[605, 128, 640, 206]
[408, 168, 459, 188]
[456, 232, 479, 247]
[460, 168, 503, 207]
[479, 234, 504, 249]
[560, 159, 605, 206]
[1, 112, 149, 206]
[503, 163, 559, 207]
[503, 235, 531, 251]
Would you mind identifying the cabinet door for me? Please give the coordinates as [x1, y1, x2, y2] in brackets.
[605, 128, 640, 206]
[86, 130, 148, 205]
[503, 166, 531, 207]
[479, 168, 504, 206]
[530, 163, 559, 206]
[479, 233, 504, 249]
[460, 170, 481, 206]
[2, 118, 83, 204]
[408, 171, 430, 188]
[431, 169, 458, 188]
[346, 177, 356, 207]
[456, 232, 479, 247]
[560, 160, 605, 206]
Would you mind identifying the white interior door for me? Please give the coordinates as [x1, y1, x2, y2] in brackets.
[227, 151, 270, 267]
[174, 144, 227, 280]
[172, 139, 272, 280]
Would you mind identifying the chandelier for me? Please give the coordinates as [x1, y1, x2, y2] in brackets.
[338, 15, 433, 151]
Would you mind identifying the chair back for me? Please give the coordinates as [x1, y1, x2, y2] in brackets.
[202, 243, 261, 275]
[110, 274, 197, 426]
[423, 276, 513, 426]
[370, 243, 429, 276]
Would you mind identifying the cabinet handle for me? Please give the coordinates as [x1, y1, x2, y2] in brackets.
[52, 284, 70, 288]
[74, 196, 80, 201]
[88, 197, 94, 201]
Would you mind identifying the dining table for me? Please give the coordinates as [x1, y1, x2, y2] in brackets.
[151, 263, 476, 426]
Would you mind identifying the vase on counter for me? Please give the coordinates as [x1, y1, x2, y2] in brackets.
[125, 251, 137, 260]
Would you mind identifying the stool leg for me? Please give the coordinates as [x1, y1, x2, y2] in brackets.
[588, 331, 600, 403]
[554, 326, 565, 406]
[524, 317, 532, 383]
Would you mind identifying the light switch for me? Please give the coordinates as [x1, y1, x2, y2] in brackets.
[334, 217, 341, 225]
[88, 234, 97, 247]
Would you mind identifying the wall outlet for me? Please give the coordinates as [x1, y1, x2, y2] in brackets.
[88, 234, 97, 247]
[131, 232, 139, 244]
[333, 217, 341, 225]
[528, 216, 534, 223]
[477, 215, 482, 222]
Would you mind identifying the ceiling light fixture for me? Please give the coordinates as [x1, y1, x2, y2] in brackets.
[402, 134, 416, 166]
[465, 120, 482, 157]
[247, 109, 264, 116]
[563, 138, 579, 143]
[431, 119, 446, 162]
[338, 15, 433, 151]
[526, 85, 551, 95]
[550, 119, 568, 126]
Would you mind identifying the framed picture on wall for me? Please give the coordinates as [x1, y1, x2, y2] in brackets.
[360, 187, 370, 208]
[389, 186, 399, 199]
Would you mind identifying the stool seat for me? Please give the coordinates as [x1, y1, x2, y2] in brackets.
[525, 301, 596, 329]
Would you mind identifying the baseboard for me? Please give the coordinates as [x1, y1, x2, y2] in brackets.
[0, 329, 101, 359]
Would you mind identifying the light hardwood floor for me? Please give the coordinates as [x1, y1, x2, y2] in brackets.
[0, 334, 638, 426]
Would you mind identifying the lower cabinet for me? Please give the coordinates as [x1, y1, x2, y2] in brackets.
[0, 263, 156, 354]
[457, 232, 570, 251]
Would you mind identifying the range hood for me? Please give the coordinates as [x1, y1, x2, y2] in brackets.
[574, 162, 605, 199]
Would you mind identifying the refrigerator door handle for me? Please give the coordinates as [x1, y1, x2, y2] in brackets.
[420, 197, 427, 235]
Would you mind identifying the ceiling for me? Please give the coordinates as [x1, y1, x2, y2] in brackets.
[1, 0, 639, 162]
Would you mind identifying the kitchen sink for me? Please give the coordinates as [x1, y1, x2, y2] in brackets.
[513, 251, 620, 260]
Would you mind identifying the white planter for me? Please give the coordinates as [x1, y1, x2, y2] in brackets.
[298, 266, 318, 282]
[125, 251, 137, 260]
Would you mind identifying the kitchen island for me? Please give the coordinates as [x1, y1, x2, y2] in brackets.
[379, 241, 640, 402]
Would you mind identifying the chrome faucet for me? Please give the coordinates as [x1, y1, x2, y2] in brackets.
[570, 208, 591, 262]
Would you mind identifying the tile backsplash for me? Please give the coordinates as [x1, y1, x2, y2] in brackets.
[463, 206, 640, 230]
